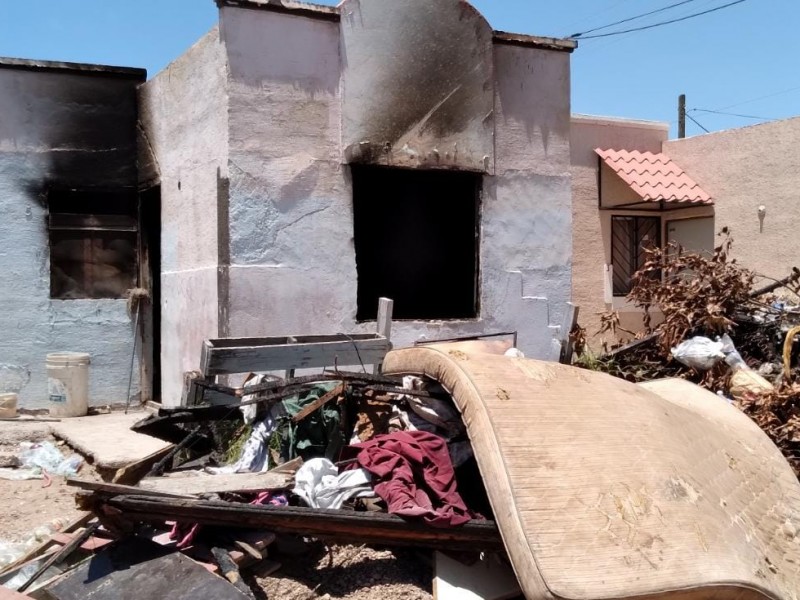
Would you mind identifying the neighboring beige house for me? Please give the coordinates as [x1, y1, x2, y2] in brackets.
[664, 116, 800, 284]
[572, 114, 800, 349]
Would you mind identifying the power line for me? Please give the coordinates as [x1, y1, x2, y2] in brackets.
[715, 85, 800, 111]
[570, 0, 700, 38]
[685, 113, 711, 133]
[690, 108, 773, 121]
[573, 0, 748, 40]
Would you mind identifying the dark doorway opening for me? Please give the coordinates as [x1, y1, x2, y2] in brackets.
[140, 186, 161, 402]
[352, 166, 481, 321]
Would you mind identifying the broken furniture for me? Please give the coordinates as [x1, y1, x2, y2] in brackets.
[184, 297, 394, 405]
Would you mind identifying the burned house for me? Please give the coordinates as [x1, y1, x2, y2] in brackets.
[0, 58, 147, 408]
[0, 0, 578, 409]
[139, 0, 578, 405]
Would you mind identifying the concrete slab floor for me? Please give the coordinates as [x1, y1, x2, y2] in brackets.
[0, 419, 53, 445]
[50, 411, 171, 470]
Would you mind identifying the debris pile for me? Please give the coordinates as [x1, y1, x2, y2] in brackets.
[31, 369, 512, 598]
[582, 230, 800, 477]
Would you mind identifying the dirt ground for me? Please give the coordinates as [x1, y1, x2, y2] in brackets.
[0, 423, 99, 543]
[252, 542, 433, 600]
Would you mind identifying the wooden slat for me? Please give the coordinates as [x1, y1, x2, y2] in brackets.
[67, 478, 194, 499]
[92, 495, 503, 552]
[138, 471, 291, 496]
[291, 383, 345, 423]
[202, 336, 391, 376]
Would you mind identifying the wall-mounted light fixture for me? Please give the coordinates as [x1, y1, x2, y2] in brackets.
[758, 205, 766, 233]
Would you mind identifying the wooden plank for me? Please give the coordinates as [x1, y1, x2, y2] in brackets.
[111, 444, 175, 485]
[202, 335, 391, 376]
[291, 383, 345, 423]
[373, 297, 394, 375]
[208, 333, 385, 349]
[67, 478, 195, 499]
[0, 513, 92, 579]
[138, 471, 291, 496]
[95, 495, 504, 552]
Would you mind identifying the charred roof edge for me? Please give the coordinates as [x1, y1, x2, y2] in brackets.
[493, 31, 577, 52]
[0, 57, 146, 79]
[215, 0, 340, 21]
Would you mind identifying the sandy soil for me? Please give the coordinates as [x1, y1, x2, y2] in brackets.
[253, 542, 433, 600]
[0, 434, 99, 543]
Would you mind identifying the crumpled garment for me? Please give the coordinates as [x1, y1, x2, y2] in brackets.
[350, 430, 476, 528]
[293, 457, 374, 510]
[207, 402, 286, 475]
[280, 382, 344, 462]
[401, 376, 465, 438]
[239, 373, 282, 424]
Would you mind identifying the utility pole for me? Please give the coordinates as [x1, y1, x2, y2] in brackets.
[678, 94, 686, 139]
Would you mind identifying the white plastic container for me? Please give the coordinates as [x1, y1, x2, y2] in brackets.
[0, 393, 17, 418]
[46, 352, 90, 418]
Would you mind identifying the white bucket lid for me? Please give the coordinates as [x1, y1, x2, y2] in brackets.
[47, 352, 91, 366]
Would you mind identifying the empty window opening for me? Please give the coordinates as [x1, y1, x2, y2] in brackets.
[352, 166, 480, 321]
[48, 189, 138, 299]
[611, 215, 660, 296]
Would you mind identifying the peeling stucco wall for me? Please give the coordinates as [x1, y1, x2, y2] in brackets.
[0, 65, 143, 408]
[664, 117, 800, 283]
[214, 3, 573, 364]
[138, 27, 229, 405]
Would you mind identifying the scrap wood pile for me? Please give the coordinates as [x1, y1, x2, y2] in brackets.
[580, 229, 800, 477]
[65, 370, 509, 598]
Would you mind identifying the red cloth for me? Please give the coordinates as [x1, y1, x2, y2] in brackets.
[351, 430, 475, 528]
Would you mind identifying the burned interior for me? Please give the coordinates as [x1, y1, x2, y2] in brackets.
[353, 166, 481, 321]
[48, 189, 139, 300]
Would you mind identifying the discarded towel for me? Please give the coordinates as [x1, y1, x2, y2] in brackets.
[349, 430, 476, 528]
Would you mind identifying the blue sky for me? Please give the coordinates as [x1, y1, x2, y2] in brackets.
[0, 0, 797, 138]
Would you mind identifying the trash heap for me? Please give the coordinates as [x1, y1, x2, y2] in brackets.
[57, 370, 504, 598]
[580, 230, 800, 478]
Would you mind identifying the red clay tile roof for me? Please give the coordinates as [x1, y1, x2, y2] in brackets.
[596, 148, 713, 205]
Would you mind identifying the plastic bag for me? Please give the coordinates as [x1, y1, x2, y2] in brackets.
[670, 336, 725, 371]
[0, 441, 83, 480]
[719, 334, 774, 400]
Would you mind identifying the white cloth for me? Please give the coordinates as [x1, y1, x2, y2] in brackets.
[293, 458, 374, 510]
[207, 402, 286, 475]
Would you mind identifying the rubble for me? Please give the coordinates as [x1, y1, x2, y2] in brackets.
[583, 230, 800, 478]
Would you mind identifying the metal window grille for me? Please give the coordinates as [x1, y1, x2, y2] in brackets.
[611, 216, 660, 296]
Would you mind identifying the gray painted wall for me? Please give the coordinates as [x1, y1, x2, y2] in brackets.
[144, 3, 574, 406]
[138, 27, 229, 404]
[0, 65, 143, 408]
[217, 3, 573, 369]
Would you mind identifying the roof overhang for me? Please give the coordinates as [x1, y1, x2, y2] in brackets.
[596, 148, 713, 208]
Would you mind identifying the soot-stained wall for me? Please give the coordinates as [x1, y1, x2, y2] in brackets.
[0, 61, 144, 408]
[214, 0, 574, 367]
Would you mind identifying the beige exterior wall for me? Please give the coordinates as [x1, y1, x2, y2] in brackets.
[571, 115, 715, 349]
[663, 116, 800, 284]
